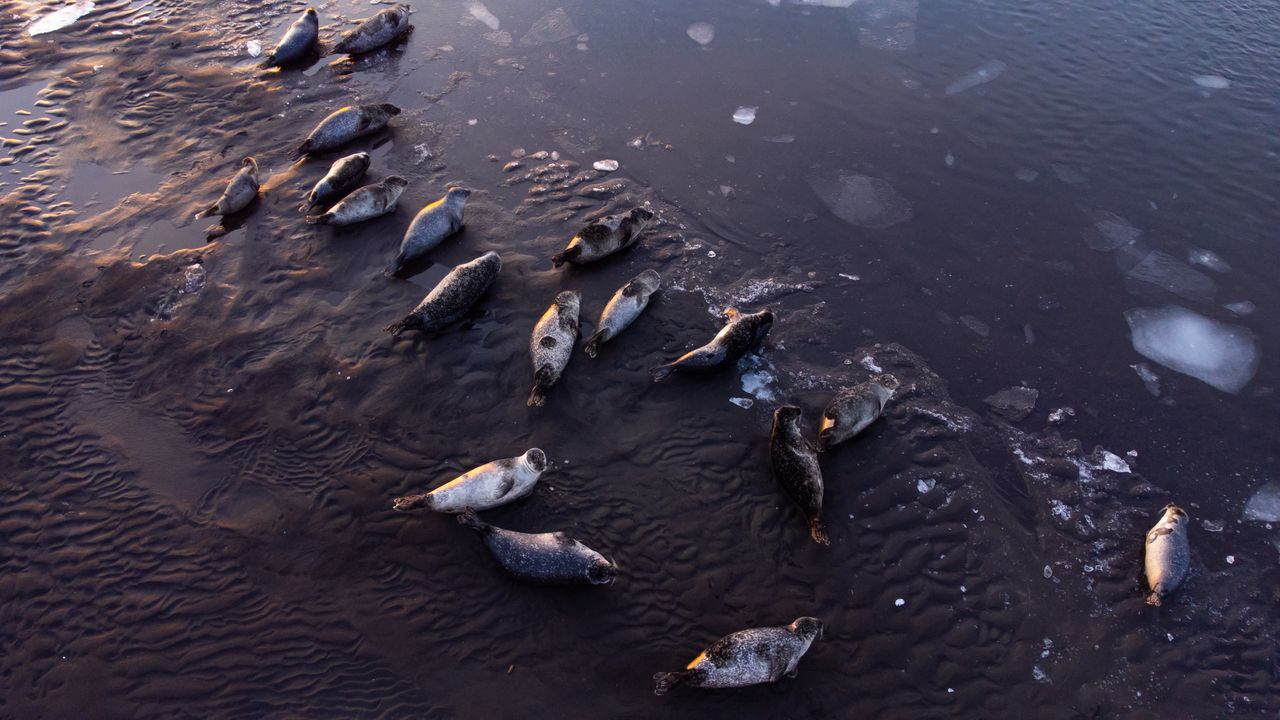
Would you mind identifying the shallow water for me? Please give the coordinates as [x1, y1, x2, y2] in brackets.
[1, 0, 1278, 717]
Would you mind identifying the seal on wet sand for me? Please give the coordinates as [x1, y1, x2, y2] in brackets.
[291, 103, 400, 159]
[386, 187, 471, 277]
[304, 176, 407, 225]
[818, 374, 899, 451]
[551, 207, 655, 267]
[457, 510, 617, 585]
[650, 307, 773, 381]
[300, 152, 370, 212]
[653, 617, 823, 695]
[384, 251, 502, 335]
[392, 449, 547, 513]
[584, 269, 660, 358]
[261, 8, 320, 68]
[528, 290, 580, 407]
[195, 157, 259, 219]
[1144, 503, 1191, 606]
[333, 4, 412, 55]
[772, 405, 828, 545]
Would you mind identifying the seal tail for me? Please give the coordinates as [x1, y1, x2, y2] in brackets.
[527, 385, 547, 408]
[650, 363, 677, 382]
[1144, 591, 1162, 607]
[809, 518, 830, 546]
[583, 331, 605, 358]
[384, 315, 424, 336]
[304, 211, 332, 225]
[551, 251, 568, 268]
[385, 253, 409, 278]
[653, 671, 686, 696]
[288, 142, 310, 161]
[194, 203, 219, 220]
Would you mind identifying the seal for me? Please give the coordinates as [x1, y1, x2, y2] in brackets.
[305, 176, 407, 225]
[391, 448, 547, 513]
[584, 269, 661, 358]
[653, 617, 823, 695]
[261, 8, 319, 68]
[333, 4, 412, 55]
[291, 103, 400, 159]
[457, 510, 618, 585]
[551, 207, 655, 267]
[195, 157, 258, 219]
[772, 405, 828, 545]
[528, 291, 581, 407]
[300, 152, 370, 212]
[818, 374, 899, 451]
[386, 187, 471, 277]
[384, 251, 502, 335]
[650, 307, 773, 381]
[1144, 503, 1190, 606]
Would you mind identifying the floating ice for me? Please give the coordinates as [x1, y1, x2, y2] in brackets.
[762, 134, 796, 143]
[1125, 305, 1259, 394]
[916, 478, 935, 493]
[1043, 565, 1052, 579]
[944, 150, 955, 167]
[729, 397, 754, 409]
[1202, 519, 1224, 532]
[857, 0, 918, 51]
[1188, 249, 1231, 273]
[1015, 168, 1039, 182]
[738, 355, 778, 402]
[1193, 75, 1230, 90]
[466, 1, 501, 31]
[520, 7, 578, 46]
[732, 106, 757, 125]
[181, 264, 206, 294]
[1099, 451, 1130, 473]
[894, 598, 905, 607]
[28, 1, 95, 36]
[686, 21, 715, 45]
[959, 315, 990, 337]
[246, 40, 262, 57]
[1131, 362, 1161, 396]
[1051, 162, 1086, 184]
[592, 159, 619, 172]
[944, 60, 1007, 95]
[1224, 300, 1255, 316]
[1121, 248, 1216, 302]
[1244, 482, 1280, 522]
[1083, 210, 1141, 251]
[798, 0, 857, 7]
[808, 172, 912, 229]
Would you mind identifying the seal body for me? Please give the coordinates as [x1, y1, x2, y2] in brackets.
[528, 291, 581, 407]
[262, 8, 319, 67]
[457, 510, 617, 585]
[1144, 504, 1190, 606]
[651, 307, 773, 381]
[551, 207, 655, 267]
[392, 449, 547, 513]
[653, 617, 823, 695]
[301, 152, 370, 212]
[195, 157, 258, 219]
[387, 187, 471, 276]
[305, 176, 407, 225]
[818, 375, 898, 450]
[292, 103, 400, 159]
[771, 406, 828, 545]
[333, 4, 411, 55]
[384, 251, 502, 335]
[584, 269, 661, 357]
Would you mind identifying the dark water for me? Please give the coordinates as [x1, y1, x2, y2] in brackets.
[2, 0, 1279, 717]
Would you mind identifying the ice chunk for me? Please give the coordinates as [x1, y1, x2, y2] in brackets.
[466, 1, 501, 31]
[1188, 249, 1231, 273]
[1125, 306, 1259, 394]
[984, 386, 1038, 421]
[1244, 482, 1280, 522]
[686, 21, 715, 45]
[738, 355, 778, 402]
[181, 264, 206, 294]
[944, 60, 1007, 95]
[28, 1, 95, 35]
[732, 106, 757, 125]
[1120, 248, 1216, 302]
[729, 397, 754, 409]
[520, 7, 577, 46]
[1083, 210, 1141, 251]
[592, 159, 619, 172]
[944, 150, 955, 167]
[1193, 75, 1230, 90]
[894, 598, 905, 607]
[1099, 451, 1130, 473]
[246, 39, 262, 57]
[1015, 169, 1039, 182]
[857, 0, 917, 52]
[808, 172, 912, 229]
[917, 478, 935, 493]
[1224, 300, 1255, 316]
[1202, 519, 1224, 532]
[1131, 362, 1161, 396]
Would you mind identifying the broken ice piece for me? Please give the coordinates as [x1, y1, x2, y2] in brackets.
[983, 386, 1038, 421]
[247, 39, 262, 57]
[592, 159, 619, 172]
[1193, 75, 1230, 90]
[729, 397, 753, 409]
[1125, 305, 1259, 394]
[1244, 482, 1280, 522]
[686, 21, 714, 46]
[732, 106, 757, 125]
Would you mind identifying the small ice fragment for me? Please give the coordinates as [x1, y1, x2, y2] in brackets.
[1131, 362, 1161, 396]
[686, 21, 715, 46]
[1224, 301, 1255, 316]
[467, 118, 478, 126]
[1099, 451, 1130, 473]
[1193, 75, 1230, 89]
[181, 263, 206, 294]
[466, 0, 501, 31]
[944, 60, 1007, 95]
[1202, 519, 1223, 532]
[762, 134, 796, 143]
[733, 106, 758, 125]
[1032, 666, 1048, 683]
[519, 7, 578, 46]
[592, 159, 619, 172]
[894, 598, 905, 607]
[917, 478, 935, 493]
[1244, 482, 1280, 522]
[27, 1, 95, 36]
[859, 355, 881, 372]
[1188, 249, 1231, 273]
[246, 40, 262, 57]
[807, 172, 912, 229]
[944, 150, 955, 167]
[1167, 633, 1174, 642]
[839, 273, 861, 281]
[960, 585, 966, 593]
[1049, 499, 1071, 521]
[1015, 168, 1039, 182]
[1048, 407, 1075, 424]
[729, 397, 754, 409]
[1125, 305, 1259, 394]
[1226, 555, 1235, 564]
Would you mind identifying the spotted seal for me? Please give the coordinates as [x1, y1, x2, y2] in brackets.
[291, 103, 400, 159]
[333, 4, 412, 55]
[261, 8, 319, 68]
[304, 176, 407, 225]
[653, 617, 823, 695]
[551, 207, 655, 267]
[528, 291, 581, 407]
[584, 269, 661, 358]
[457, 510, 617, 585]
[818, 374, 899, 451]
[650, 307, 773, 381]
[195, 157, 258, 219]
[1144, 503, 1190, 606]
[772, 405, 828, 545]
[384, 251, 502, 335]
[386, 187, 471, 277]
[391, 449, 547, 513]
[300, 152, 370, 212]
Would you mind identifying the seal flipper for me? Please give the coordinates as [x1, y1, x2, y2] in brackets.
[194, 203, 219, 220]
[458, 509, 492, 535]
[583, 330, 605, 358]
[809, 518, 830, 545]
[528, 366, 554, 407]
[385, 252, 409, 278]
[493, 473, 517, 500]
[384, 314, 424, 336]
[304, 211, 332, 224]
[551, 245, 580, 268]
[289, 141, 310, 161]
[653, 671, 688, 696]
[650, 363, 677, 382]
[1145, 590, 1162, 606]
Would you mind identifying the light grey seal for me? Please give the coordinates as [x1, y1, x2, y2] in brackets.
[391, 449, 546, 513]
[551, 207, 655, 267]
[583, 269, 661, 358]
[772, 405, 828, 545]
[261, 8, 319, 68]
[386, 187, 471, 277]
[1144, 503, 1190, 606]
[333, 4, 412, 55]
[195, 157, 259, 219]
[384, 251, 502, 335]
[651, 307, 773, 381]
[300, 152, 370, 212]
[457, 510, 617, 585]
[304, 176, 407, 225]
[653, 617, 823, 695]
[818, 374, 899, 451]
[291, 103, 400, 159]
[528, 291, 581, 407]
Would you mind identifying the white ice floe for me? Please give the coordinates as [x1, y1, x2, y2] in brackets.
[944, 60, 1007, 95]
[466, 1, 501, 31]
[1224, 301, 1255, 316]
[1244, 482, 1280, 522]
[592, 159, 619, 172]
[1125, 305, 1259, 394]
[246, 40, 262, 57]
[28, 1, 95, 36]
[860, 355, 881, 372]
[1193, 75, 1230, 90]
[732, 106, 758, 125]
[686, 21, 715, 46]
[181, 264, 206, 294]
[1188, 249, 1231, 273]
[808, 172, 912, 229]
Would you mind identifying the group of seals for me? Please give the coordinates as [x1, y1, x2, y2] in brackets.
[259, 5, 411, 69]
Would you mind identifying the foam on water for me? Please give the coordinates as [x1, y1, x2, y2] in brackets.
[1125, 306, 1259, 394]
